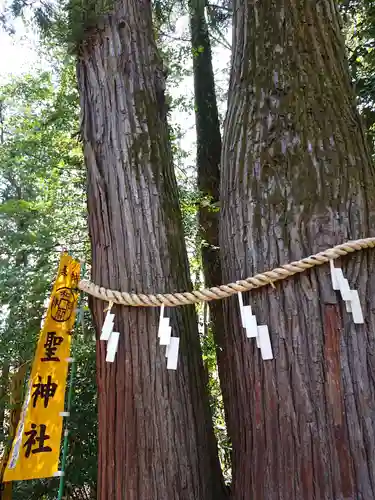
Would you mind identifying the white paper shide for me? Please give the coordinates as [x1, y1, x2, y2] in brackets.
[100, 303, 120, 363]
[330, 260, 364, 324]
[159, 304, 180, 370]
[238, 292, 274, 360]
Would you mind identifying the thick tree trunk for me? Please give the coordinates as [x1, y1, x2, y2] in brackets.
[220, 1, 375, 499]
[76, 1, 226, 499]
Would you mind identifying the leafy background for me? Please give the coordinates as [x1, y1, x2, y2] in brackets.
[0, 0, 374, 497]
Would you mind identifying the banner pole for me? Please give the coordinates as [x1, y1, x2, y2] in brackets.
[57, 358, 76, 500]
[57, 261, 86, 500]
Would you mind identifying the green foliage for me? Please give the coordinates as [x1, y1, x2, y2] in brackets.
[340, 0, 375, 150]
[1, 1, 374, 496]
[192, 44, 205, 57]
[57, 0, 113, 51]
[0, 65, 87, 361]
[3, 0, 113, 51]
[0, 60, 96, 499]
[64, 329, 97, 497]
[154, 1, 232, 483]
[201, 323, 231, 483]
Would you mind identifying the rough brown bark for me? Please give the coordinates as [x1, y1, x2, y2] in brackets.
[76, 1, 227, 499]
[220, 1, 375, 499]
[189, 0, 232, 479]
[189, 0, 223, 324]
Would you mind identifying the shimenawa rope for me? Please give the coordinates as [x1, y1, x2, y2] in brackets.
[78, 238, 375, 307]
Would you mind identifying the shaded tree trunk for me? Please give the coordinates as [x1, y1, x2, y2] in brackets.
[76, 1, 227, 499]
[189, 0, 222, 243]
[220, 1, 375, 499]
[189, 0, 223, 330]
[189, 0, 232, 478]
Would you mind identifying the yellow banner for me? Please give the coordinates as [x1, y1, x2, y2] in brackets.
[3, 254, 80, 482]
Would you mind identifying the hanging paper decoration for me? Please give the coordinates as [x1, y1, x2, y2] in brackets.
[159, 305, 180, 370]
[3, 254, 80, 482]
[100, 305, 115, 341]
[158, 305, 171, 346]
[166, 337, 180, 370]
[256, 325, 273, 360]
[106, 332, 120, 362]
[100, 303, 120, 363]
[330, 260, 364, 324]
[238, 293, 273, 360]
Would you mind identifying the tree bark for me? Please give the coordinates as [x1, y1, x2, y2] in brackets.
[189, 0, 232, 478]
[189, 0, 223, 330]
[76, 1, 227, 499]
[220, 1, 375, 499]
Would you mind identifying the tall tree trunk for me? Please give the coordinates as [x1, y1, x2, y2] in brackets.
[220, 1, 375, 499]
[189, 0, 222, 253]
[189, 0, 223, 327]
[0, 363, 9, 439]
[189, 0, 231, 478]
[76, 1, 227, 499]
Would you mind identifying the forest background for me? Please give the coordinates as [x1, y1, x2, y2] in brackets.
[0, 0, 374, 498]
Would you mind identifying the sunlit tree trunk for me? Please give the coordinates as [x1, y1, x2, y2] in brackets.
[76, 1, 227, 499]
[220, 1, 375, 498]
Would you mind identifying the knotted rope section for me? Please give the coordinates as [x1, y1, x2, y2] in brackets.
[78, 238, 375, 307]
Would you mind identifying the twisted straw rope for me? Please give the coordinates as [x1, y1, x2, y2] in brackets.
[78, 238, 375, 307]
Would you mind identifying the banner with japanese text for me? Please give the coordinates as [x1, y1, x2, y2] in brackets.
[3, 254, 80, 482]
